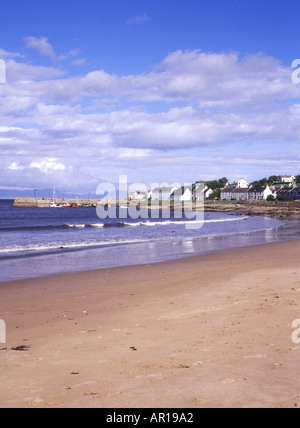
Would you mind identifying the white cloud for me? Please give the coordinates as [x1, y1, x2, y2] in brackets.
[3, 49, 296, 108]
[0, 48, 22, 59]
[57, 49, 80, 61]
[4, 59, 65, 83]
[126, 13, 151, 25]
[24, 36, 81, 65]
[72, 58, 87, 67]
[1, 47, 300, 190]
[24, 36, 56, 60]
[7, 161, 24, 171]
[29, 158, 67, 174]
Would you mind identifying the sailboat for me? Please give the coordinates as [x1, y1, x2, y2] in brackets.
[50, 186, 62, 208]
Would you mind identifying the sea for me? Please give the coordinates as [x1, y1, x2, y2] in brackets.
[0, 199, 297, 283]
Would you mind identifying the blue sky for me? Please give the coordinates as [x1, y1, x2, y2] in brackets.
[0, 0, 300, 194]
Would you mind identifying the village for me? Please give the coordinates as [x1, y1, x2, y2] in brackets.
[129, 175, 300, 203]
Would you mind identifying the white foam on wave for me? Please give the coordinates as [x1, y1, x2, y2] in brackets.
[137, 216, 248, 227]
[0, 238, 151, 254]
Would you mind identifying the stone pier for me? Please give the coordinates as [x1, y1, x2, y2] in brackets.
[13, 197, 101, 208]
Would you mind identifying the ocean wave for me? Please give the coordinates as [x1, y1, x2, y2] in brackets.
[0, 223, 95, 231]
[140, 216, 248, 227]
[0, 238, 151, 255]
[0, 216, 248, 232]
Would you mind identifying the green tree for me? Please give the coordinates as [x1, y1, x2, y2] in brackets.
[218, 177, 229, 188]
[277, 194, 292, 202]
[206, 177, 229, 190]
[267, 175, 278, 185]
[251, 178, 268, 187]
[207, 189, 221, 200]
[206, 180, 220, 190]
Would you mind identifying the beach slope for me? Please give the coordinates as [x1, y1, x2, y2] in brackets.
[1, 240, 300, 408]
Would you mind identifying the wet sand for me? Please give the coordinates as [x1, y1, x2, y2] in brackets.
[1, 240, 300, 408]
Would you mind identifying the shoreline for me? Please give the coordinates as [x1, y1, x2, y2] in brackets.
[1, 235, 300, 290]
[1, 239, 300, 407]
[203, 201, 300, 216]
[0, 213, 296, 284]
[11, 196, 300, 216]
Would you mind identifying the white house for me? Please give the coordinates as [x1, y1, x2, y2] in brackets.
[193, 184, 213, 201]
[277, 175, 296, 184]
[150, 187, 178, 201]
[237, 178, 250, 189]
[180, 188, 193, 202]
[221, 184, 275, 201]
[221, 187, 236, 201]
[170, 186, 193, 202]
[247, 185, 273, 201]
[129, 191, 147, 201]
[205, 188, 214, 199]
[232, 187, 249, 201]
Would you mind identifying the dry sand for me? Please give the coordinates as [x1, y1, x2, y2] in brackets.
[1, 240, 300, 408]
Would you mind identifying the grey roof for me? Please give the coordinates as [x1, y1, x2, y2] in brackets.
[277, 186, 292, 193]
[221, 187, 235, 192]
[232, 188, 249, 193]
[247, 187, 265, 193]
[152, 187, 175, 192]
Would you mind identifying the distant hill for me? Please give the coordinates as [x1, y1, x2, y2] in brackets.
[0, 188, 100, 200]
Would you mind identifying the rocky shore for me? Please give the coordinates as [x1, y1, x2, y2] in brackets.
[203, 201, 300, 217]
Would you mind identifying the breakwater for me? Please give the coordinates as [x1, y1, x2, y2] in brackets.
[13, 197, 101, 208]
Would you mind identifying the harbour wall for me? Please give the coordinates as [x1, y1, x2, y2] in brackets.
[13, 197, 101, 208]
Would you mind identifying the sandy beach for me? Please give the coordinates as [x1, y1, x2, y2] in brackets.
[1, 239, 300, 408]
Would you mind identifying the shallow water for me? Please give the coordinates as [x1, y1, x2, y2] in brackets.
[0, 199, 296, 283]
